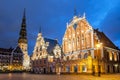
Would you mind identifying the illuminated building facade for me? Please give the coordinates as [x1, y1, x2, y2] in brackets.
[18, 9, 30, 69]
[0, 48, 12, 71]
[0, 46, 23, 71]
[31, 31, 62, 73]
[61, 14, 120, 74]
[10, 46, 23, 71]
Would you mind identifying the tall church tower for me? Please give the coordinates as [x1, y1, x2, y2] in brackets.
[18, 9, 30, 69]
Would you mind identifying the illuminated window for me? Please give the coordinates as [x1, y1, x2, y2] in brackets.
[109, 52, 112, 61]
[114, 53, 117, 61]
[82, 34, 84, 46]
[73, 39, 75, 50]
[82, 65, 87, 72]
[68, 41, 71, 51]
[77, 37, 79, 47]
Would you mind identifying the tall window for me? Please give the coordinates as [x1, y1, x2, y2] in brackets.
[44, 60, 46, 64]
[109, 52, 112, 61]
[82, 65, 87, 72]
[73, 24, 77, 29]
[68, 40, 71, 52]
[114, 53, 117, 61]
[77, 37, 79, 48]
[86, 33, 90, 48]
[82, 34, 84, 47]
[73, 39, 75, 51]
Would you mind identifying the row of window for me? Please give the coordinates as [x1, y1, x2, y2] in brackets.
[66, 53, 88, 60]
[109, 52, 118, 61]
[32, 60, 46, 65]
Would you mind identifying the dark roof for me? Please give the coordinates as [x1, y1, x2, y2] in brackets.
[94, 29, 118, 49]
[44, 38, 58, 55]
[13, 45, 23, 53]
[0, 47, 13, 53]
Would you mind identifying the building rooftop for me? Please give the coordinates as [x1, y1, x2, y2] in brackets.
[94, 29, 119, 50]
[44, 38, 58, 55]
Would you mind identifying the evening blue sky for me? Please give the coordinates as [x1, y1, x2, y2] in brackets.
[0, 0, 120, 55]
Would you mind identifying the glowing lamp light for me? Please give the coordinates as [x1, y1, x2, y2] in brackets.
[81, 30, 84, 33]
[96, 44, 100, 48]
[96, 43, 102, 48]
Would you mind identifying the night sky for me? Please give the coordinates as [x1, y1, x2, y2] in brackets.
[0, 0, 120, 55]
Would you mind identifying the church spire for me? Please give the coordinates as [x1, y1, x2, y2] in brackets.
[22, 8, 26, 27]
[18, 9, 27, 43]
[18, 9, 30, 69]
[23, 8, 26, 18]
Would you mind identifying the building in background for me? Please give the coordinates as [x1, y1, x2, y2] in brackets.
[0, 48, 13, 71]
[31, 31, 62, 74]
[10, 46, 23, 71]
[0, 46, 23, 71]
[61, 13, 120, 74]
[18, 9, 30, 70]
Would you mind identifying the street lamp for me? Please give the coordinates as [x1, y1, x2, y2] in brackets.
[96, 43, 102, 77]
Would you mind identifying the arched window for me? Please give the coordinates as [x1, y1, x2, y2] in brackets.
[109, 52, 112, 61]
[114, 52, 117, 61]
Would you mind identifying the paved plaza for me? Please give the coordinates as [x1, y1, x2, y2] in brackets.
[0, 73, 120, 80]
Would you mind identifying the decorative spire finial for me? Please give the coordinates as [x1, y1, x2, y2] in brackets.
[66, 22, 68, 28]
[83, 12, 86, 18]
[23, 8, 26, 18]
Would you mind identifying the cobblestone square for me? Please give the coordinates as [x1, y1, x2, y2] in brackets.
[0, 73, 120, 80]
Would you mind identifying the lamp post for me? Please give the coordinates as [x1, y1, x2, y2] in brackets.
[96, 43, 102, 77]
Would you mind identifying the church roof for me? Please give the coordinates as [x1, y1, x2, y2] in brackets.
[0, 47, 13, 53]
[44, 38, 58, 55]
[94, 29, 118, 50]
[13, 45, 23, 53]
